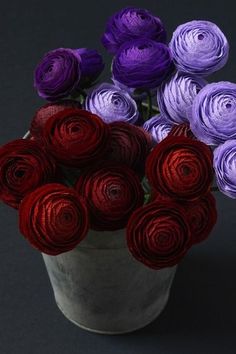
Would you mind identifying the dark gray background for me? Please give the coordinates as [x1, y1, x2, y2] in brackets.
[0, 0, 236, 353]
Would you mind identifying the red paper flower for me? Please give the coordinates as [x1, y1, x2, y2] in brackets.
[19, 183, 89, 255]
[75, 163, 144, 230]
[106, 122, 152, 173]
[168, 123, 196, 139]
[146, 135, 213, 200]
[0, 139, 56, 208]
[150, 189, 171, 203]
[42, 108, 111, 167]
[184, 192, 217, 244]
[126, 201, 191, 269]
[30, 100, 81, 139]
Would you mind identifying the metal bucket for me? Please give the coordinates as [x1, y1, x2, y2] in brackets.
[42, 228, 177, 334]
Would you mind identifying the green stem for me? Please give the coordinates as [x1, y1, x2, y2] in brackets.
[145, 90, 152, 121]
[144, 193, 151, 204]
[71, 89, 87, 104]
[137, 99, 143, 118]
[211, 186, 220, 192]
[141, 102, 159, 113]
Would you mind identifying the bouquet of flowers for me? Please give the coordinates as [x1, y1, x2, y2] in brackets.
[0, 7, 234, 272]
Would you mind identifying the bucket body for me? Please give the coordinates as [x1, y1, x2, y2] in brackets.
[42, 229, 177, 334]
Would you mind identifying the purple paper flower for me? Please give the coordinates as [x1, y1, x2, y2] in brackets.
[34, 48, 81, 101]
[169, 20, 229, 76]
[157, 72, 207, 124]
[71, 48, 104, 88]
[189, 82, 236, 145]
[101, 7, 166, 54]
[85, 83, 139, 124]
[214, 140, 236, 198]
[112, 39, 174, 89]
[143, 114, 173, 143]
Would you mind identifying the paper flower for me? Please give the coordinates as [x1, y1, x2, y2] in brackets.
[190, 82, 236, 145]
[169, 20, 229, 76]
[85, 83, 139, 124]
[106, 121, 152, 172]
[101, 7, 166, 54]
[19, 183, 89, 255]
[41, 108, 111, 167]
[75, 163, 144, 231]
[213, 139, 236, 198]
[112, 38, 174, 89]
[157, 72, 207, 124]
[126, 201, 191, 269]
[71, 48, 104, 87]
[145, 136, 213, 200]
[143, 114, 173, 143]
[0, 139, 56, 208]
[30, 100, 81, 139]
[168, 123, 196, 139]
[34, 48, 81, 101]
[183, 192, 217, 244]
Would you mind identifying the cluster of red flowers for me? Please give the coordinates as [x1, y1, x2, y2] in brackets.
[0, 101, 217, 268]
[127, 130, 217, 269]
[0, 102, 150, 255]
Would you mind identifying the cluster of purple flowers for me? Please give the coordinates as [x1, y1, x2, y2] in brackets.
[33, 6, 236, 199]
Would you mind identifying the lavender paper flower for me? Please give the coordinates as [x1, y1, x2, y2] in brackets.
[169, 20, 229, 76]
[71, 48, 104, 88]
[214, 140, 236, 198]
[143, 114, 173, 144]
[34, 48, 81, 101]
[112, 38, 174, 89]
[101, 7, 166, 54]
[85, 83, 139, 124]
[189, 82, 236, 145]
[157, 72, 207, 124]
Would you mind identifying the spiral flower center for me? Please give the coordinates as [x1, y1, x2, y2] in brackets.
[107, 185, 122, 200]
[182, 165, 191, 176]
[197, 33, 204, 40]
[15, 169, 25, 178]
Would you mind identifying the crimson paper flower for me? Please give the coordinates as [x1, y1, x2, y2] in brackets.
[30, 100, 81, 139]
[107, 122, 152, 172]
[0, 139, 56, 208]
[41, 108, 111, 167]
[19, 183, 89, 255]
[168, 123, 196, 139]
[184, 192, 217, 244]
[146, 136, 213, 200]
[75, 163, 144, 231]
[126, 201, 191, 269]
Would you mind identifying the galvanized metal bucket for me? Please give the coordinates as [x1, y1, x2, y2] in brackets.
[42, 228, 177, 334]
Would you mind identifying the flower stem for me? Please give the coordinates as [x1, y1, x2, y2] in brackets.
[145, 90, 152, 121]
[211, 186, 220, 192]
[141, 102, 159, 113]
[71, 89, 87, 104]
[137, 99, 143, 118]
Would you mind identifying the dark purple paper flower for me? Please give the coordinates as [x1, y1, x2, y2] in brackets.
[34, 48, 81, 101]
[71, 48, 104, 88]
[189, 82, 236, 145]
[213, 140, 236, 199]
[169, 20, 229, 76]
[143, 114, 173, 144]
[101, 7, 166, 54]
[85, 83, 139, 124]
[112, 39, 174, 89]
[157, 72, 207, 124]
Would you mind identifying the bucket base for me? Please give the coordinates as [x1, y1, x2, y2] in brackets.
[55, 294, 169, 335]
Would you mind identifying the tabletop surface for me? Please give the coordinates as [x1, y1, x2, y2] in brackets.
[0, 0, 236, 353]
